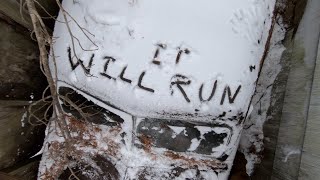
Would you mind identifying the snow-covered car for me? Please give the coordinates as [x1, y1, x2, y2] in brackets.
[46, 0, 276, 179]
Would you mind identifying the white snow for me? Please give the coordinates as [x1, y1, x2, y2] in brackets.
[239, 16, 286, 175]
[188, 138, 201, 151]
[20, 111, 27, 127]
[282, 147, 301, 163]
[168, 126, 185, 135]
[51, 0, 276, 120]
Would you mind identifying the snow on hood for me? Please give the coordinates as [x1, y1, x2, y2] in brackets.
[51, 0, 275, 120]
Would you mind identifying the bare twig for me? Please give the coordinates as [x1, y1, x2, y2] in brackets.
[24, 1, 105, 179]
[26, 0, 71, 140]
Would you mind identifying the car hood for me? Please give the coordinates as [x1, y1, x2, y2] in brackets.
[50, 0, 276, 121]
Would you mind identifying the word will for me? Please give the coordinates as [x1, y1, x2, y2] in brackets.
[67, 46, 242, 105]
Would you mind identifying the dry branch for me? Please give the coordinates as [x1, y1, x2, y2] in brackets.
[24, 0, 103, 178]
[25, 0, 71, 140]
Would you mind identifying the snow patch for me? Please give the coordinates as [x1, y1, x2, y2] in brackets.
[188, 138, 201, 151]
[168, 126, 185, 135]
[239, 17, 287, 175]
[282, 147, 301, 163]
[51, 0, 276, 120]
[20, 111, 27, 127]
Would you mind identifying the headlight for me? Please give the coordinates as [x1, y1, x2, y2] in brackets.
[135, 118, 232, 159]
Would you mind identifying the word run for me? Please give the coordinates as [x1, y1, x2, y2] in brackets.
[67, 47, 242, 105]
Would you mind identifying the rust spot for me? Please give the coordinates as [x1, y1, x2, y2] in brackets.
[40, 115, 123, 179]
[164, 151, 227, 170]
[105, 140, 121, 157]
[139, 134, 153, 153]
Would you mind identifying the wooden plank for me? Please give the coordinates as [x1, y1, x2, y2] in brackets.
[0, 172, 22, 180]
[298, 24, 320, 179]
[0, 20, 48, 101]
[0, 0, 32, 30]
[0, 0, 59, 31]
[271, 38, 309, 180]
[2, 156, 40, 180]
[0, 12, 47, 170]
[0, 101, 46, 169]
[271, 0, 320, 179]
